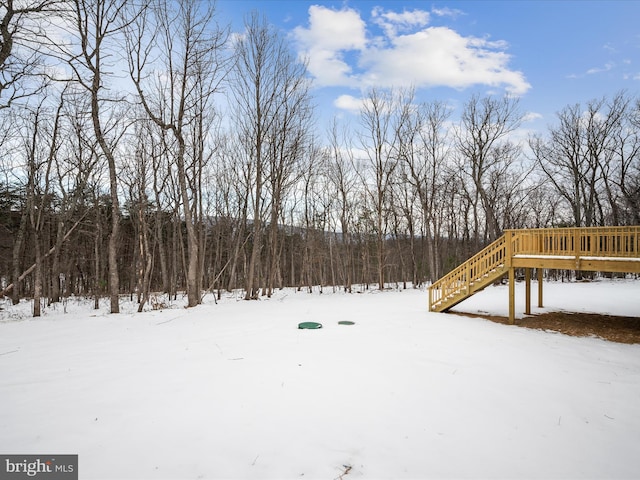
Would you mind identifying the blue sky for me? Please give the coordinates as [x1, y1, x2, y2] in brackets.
[216, 1, 640, 133]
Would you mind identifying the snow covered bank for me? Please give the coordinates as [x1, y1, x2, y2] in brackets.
[1, 280, 639, 479]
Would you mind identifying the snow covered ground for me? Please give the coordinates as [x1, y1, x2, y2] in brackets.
[1, 279, 639, 479]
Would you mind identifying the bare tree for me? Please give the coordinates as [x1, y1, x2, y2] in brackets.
[230, 11, 310, 299]
[17, 91, 63, 315]
[1, 109, 29, 304]
[0, 0, 63, 108]
[396, 97, 452, 282]
[589, 92, 634, 225]
[455, 94, 523, 243]
[119, 117, 155, 311]
[358, 87, 402, 290]
[615, 97, 640, 224]
[127, 0, 228, 307]
[326, 119, 358, 292]
[530, 106, 587, 227]
[531, 93, 632, 227]
[262, 49, 312, 297]
[215, 133, 252, 293]
[298, 144, 330, 292]
[521, 179, 561, 228]
[61, 0, 136, 313]
[48, 89, 98, 303]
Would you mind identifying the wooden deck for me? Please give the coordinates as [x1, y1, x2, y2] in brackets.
[428, 226, 640, 323]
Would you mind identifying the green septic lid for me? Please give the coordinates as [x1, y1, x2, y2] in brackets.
[298, 321, 322, 329]
[338, 321, 355, 325]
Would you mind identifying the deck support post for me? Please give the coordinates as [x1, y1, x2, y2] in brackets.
[508, 267, 515, 324]
[524, 268, 531, 315]
[537, 268, 544, 308]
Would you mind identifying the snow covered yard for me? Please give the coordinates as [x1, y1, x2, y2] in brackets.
[1, 280, 639, 479]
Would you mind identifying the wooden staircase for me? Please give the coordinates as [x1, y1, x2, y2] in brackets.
[428, 234, 509, 313]
[429, 226, 640, 321]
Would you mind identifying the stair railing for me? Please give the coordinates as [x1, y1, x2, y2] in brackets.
[429, 234, 508, 311]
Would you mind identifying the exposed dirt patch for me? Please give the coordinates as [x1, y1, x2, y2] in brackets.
[453, 311, 640, 344]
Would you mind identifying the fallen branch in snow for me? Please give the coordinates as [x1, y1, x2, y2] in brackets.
[155, 315, 182, 325]
[334, 465, 352, 480]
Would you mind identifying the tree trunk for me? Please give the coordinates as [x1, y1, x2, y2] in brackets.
[245, 161, 263, 300]
[32, 228, 42, 317]
[50, 219, 65, 303]
[94, 206, 101, 310]
[10, 208, 28, 304]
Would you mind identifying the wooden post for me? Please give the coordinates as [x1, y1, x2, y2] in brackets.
[537, 268, 543, 308]
[466, 260, 470, 295]
[508, 267, 515, 324]
[524, 268, 531, 315]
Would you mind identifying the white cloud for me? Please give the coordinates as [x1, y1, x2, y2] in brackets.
[292, 5, 366, 87]
[371, 7, 430, 38]
[293, 5, 531, 100]
[333, 94, 365, 114]
[431, 7, 465, 19]
[361, 27, 530, 95]
[294, 5, 366, 51]
[586, 62, 614, 75]
[522, 112, 543, 123]
[569, 62, 617, 79]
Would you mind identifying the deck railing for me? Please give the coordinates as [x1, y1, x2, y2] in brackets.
[508, 226, 640, 258]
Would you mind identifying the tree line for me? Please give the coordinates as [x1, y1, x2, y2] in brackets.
[1, 0, 639, 316]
